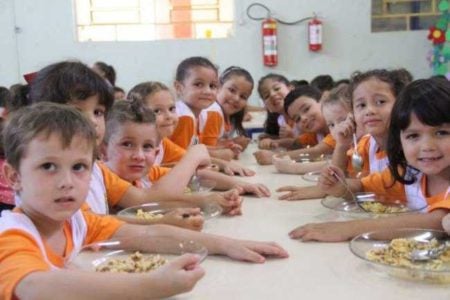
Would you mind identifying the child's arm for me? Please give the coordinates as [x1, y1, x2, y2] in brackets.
[330, 114, 355, 171]
[289, 209, 449, 242]
[277, 186, 326, 201]
[273, 154, 326, 174]
[197, 169, 271, 197]
[318, 164, 363, 199]
[112, 223, 289, 263]
[210, 157, 256, 176]
[15, 255, 204, 300]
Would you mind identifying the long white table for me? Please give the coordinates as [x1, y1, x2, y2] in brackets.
[176, 144, 449, 300]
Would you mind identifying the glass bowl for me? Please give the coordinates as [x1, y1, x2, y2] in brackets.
[66, 236, 208, 272]
[350, 228, 450, 284]
[302, 171, 321, 182]
[321, 194, 428, 219]
[294, 153, 329, 163]
[117, 200, 222, 222]
[186, 178, 217, 194]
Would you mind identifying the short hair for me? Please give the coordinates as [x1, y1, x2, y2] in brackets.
[257, 73, 290, 99]
[175, 56, 218, 82]
[127, 81, 170, 104]
[321, 83, 351, 111]
[284, 85, 322, 114]
[104, 99, 156, 144]
[3, 102, 97, 169]
[29, 61, 114, 113]
[310, 75, 334, 92]
[94, 61, 117, 86]
[387, 78, 450, 185]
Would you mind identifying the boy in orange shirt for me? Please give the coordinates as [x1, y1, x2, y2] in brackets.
[0, 103, 289, 300]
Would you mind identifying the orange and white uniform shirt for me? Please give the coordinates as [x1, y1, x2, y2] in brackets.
[348, 135, 389, 176]
[361, 168, 450, 212]
[85, 161, 132, 215]
[0, 208, 123, 300]
[155, 138, 187, 166]
[134, 166, 171, 189]
[278, 115, 300, 137]
[296, 132, 336, 149]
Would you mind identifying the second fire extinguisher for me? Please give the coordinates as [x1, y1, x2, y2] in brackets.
[262, 18, 277, 66]
[308, 16, 322, 52]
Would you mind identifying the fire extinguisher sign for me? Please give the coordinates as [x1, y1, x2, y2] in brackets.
[262, 19, 278, 66]
[308, 18, 322, 52]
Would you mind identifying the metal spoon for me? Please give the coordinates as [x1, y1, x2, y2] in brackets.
[351, 133, 363, 173]
[330, 168, 356, 202]
[409, 241, 449, 262]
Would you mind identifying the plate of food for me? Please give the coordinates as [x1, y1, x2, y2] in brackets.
[117, 200, 222, 223]
[350, 228, 450, 283]
[66, 236, 208, 273]
[321, 193, 427, 219]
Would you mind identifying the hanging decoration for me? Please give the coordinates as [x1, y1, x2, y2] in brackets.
[427, 0, 450, 77]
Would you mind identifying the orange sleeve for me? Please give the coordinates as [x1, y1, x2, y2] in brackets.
[97, 162, 132, 207]
[162, 138, 186, 164]
[200, 111, 222, 146]
[147, 166, 171, 183]
[361, 168, 406, 201]
[297, 133, 319, 147]
[0, 230, 50, 300]
[170, 116, 195, 149]
[322, 133, 336, 149]
[82, 210, 124, 245]
[356, 135, 371, 175]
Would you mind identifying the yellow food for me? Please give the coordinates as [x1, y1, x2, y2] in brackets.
[136, 209, 163, 220]
[95, 251, 168, 273]
[360, 202, 408, 214]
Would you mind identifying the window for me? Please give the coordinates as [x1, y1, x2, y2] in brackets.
[74, 0, 234, 41]
[372, 0, 440, 32]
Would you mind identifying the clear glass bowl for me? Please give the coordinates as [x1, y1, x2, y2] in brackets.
[66, 236, 208, 272]
[350, 228, 450, 284]
[321, 194, 428, 219]
[294, 153, 330, 163]
[117, 200, 222, 222]
[186, 178, 217, 194]
[302, 171, 321, 182]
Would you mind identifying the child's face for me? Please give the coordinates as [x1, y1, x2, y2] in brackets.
[6, 133, 93, 222]
[217, 75, 252, 116]
[259, 79, 290, 114]
[175, 66, 218, 113]
[68, 95, 106, 146]
[400, 113, 450, 177]
[104, 122, 159, 183]
[352, 78, 395, 139]
[287, 96, 326, 133]
[144, 90, 178, 139]
[322, 102, 350, 137]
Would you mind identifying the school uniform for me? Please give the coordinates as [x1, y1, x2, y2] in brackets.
[296, 132, 336, 149]
[0, 207, 123, 300]
[154, 138, 187, 166]
[134, 166, 171, 188]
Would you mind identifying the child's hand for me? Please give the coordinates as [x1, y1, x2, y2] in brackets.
[279, 124, 294, 138]
[186, 144, 211, 168]
[210, 148, 234, 161]
[272, 154, 296, 174]
[208, 189, 242, 216]
[222, 160, 255, 176]
[258, 138, 274, 149]
[151, 254, 205, 296]
[232, 136, 251, 151]
[234, 182, 271, 198]
[220, 239, 289, 263]
[163, 208, 204, 231]
[277, 186, 326, 201]
[227, 142, 243, 159]
[289, 221, 358, 242]
[318, 165, 347, 197]
[253, 150, 274, 165]
[332, 113, 355, 147]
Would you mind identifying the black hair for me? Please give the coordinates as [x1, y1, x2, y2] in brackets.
[387, 78, 450, 184]
[289, 80, 309, 89]
[219, 66, 254, 137]
[257, 73, 290, 136]
[175, 56, 218, 82]
[94, 61, 117, 86]
[310, 75, 334, 92]
[283, 85, 322, 115]
[28, 61, 114, 113]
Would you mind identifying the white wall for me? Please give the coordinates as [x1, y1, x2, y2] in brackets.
[0, 0, 432, 105]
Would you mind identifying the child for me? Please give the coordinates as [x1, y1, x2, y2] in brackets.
[0, 87, 14, 212]
[24, 61, 243, 216]
[276, 84, 352, 200]
[203, 66, 254, 151]
[170, 56, 236, 161]
[289, 78, 450, 242]
[256, 73, 296, 149]
[128, 81, 271, 197]
[254, 85, 336, 165]
[0, 102, 289, 299]
[92, 61, 116, 87]
[102, 100, 205, 230]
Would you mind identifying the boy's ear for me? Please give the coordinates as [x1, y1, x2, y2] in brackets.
[174, 81, 183, 97]
[3, 162, 22, 192]
[98, 142, 108, 161]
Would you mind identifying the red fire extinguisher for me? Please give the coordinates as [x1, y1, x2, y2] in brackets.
[262, 18, 277, 66]
[308, 17, 322, 52]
